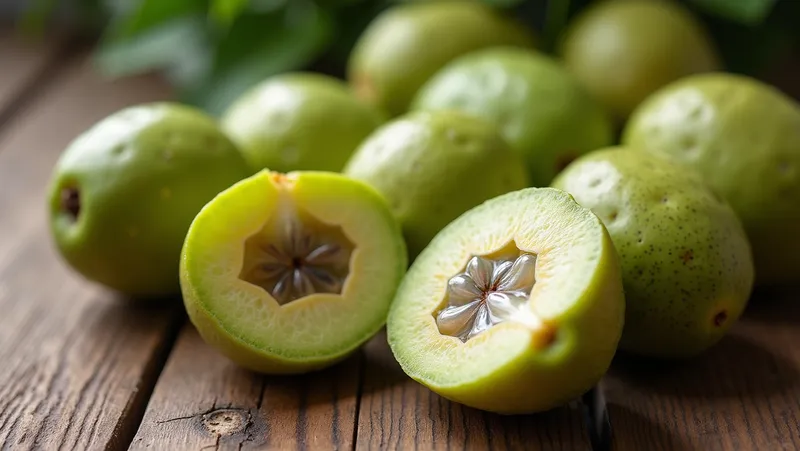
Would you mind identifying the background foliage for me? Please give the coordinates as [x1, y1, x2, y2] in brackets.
[20, 0, 798, 115]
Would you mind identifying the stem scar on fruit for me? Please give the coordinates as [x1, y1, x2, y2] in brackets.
[60, 186, 81, 221]
[434, 240, 555, 347]
[239, 175, 355, 305]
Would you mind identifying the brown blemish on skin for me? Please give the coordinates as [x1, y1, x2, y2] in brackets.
[353, 72, 377, 104]
[680, 250, 694, 265]
[713, 310, 728, 327]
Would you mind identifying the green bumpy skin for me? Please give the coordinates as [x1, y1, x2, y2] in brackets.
[347, 1, 534, 117]
[561, 0, 719, 120]
[412, 47, 613, 187]
[48, 103, 251, 297]
[623, 74, 800, 286]
[181, 170, 407, 374]
[553, 148, 754, 358]
[344, 110, 529, 258]
[222, 72, 384, 174]
[388, 188, 625, 414]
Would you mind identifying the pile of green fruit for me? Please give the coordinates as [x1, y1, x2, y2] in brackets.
[48, 1, 799, 414]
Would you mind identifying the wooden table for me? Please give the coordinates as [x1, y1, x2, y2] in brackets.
[0, 33, 798, 451]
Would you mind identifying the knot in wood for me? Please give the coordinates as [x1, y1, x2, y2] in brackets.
[201, 409, 247, 436]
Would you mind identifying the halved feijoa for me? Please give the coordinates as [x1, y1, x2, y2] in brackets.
[387, 188, 625, 414]
[181, 170, 407, 374]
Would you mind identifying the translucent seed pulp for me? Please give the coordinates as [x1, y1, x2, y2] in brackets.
[240, 199, 354, 305]
[436, 253, 538, 342]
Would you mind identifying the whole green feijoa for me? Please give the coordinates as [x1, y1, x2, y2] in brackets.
[412, 47, 613, 187]
[348, 2, 534, 117]
[561, 0, 720, 120]
[48, 103, 252, 298]
[623, 74, 800, 286]
[222, 72, 384, 173]
[344, 110, 529, 258]
[552, 148, 754, 358]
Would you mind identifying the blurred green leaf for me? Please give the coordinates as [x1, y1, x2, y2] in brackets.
[94, 15, 212, 88]
[18, 0, 58, 34]
[250, 0, 290, 13]
[108, 0, 207, 38]
[210, 0, 249, 25]
[480, 0, 525, 7]
[689, 0, 777, 25]
[19, 0, 107, 34]
[183, 1, 333, 115]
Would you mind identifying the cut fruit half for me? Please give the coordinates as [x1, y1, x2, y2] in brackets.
[181, 170, 407, 374]
[387, 188, 625, 414]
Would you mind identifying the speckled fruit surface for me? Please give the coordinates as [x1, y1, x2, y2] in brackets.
[222, 72, 384, 173]
[561, 0, 719, 120]
[344, 110, 529, 258]
[48, 103, 252, 297]
[181, 170, 407, 374]
[347, 1, 534, 117]
[388, 187, 624, 414]
[412, 47, 613, 187]
[624, 73, 800, 286]
[552, 148, 754, 358]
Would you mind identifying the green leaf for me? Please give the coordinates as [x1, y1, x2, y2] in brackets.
[18, 0, 59, 35]
[94, 15, 213, 88]
[210, 0, 250, 25]
[689, 0, 777, 25]
[479, 0, 524, 8]
[108, 0, 207, 39]
[249, 0, 289, 13]
[183, 1, 333, 115]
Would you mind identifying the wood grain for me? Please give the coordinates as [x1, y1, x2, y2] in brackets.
[355, 331, 592, 451]
[603, 289, 800, 451]
[0, 53, 181, 450]
[0, 29, 68, 127]
[131, 325, 361, 451]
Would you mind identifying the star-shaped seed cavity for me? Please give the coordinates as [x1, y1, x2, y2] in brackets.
[436, 253, 538, 342]
[240, 208, 354, 305]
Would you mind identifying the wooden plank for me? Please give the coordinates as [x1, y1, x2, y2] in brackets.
[130, 325, 360, 450]
[604, 290, 800, 451]
[0, 54, 181, 450]
[356, 331, 592, 451]
[0, 28, 67, 124]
